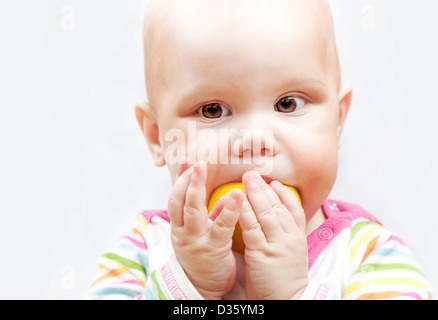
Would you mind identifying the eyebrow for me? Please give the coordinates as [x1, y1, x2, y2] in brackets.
[274, 74, 326, 89]
[173, 74, 328, 112]
[272, 75, 328, 100]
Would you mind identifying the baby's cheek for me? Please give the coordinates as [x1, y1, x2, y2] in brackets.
[299, 148, 338, 218]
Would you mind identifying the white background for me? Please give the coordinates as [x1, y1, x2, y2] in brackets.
[0, 0, 436, 299]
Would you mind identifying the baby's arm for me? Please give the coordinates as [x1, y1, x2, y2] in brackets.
[342, 223, 433, 300]
[85, 212, 208, 300]
[85, 213, 161, 300]
[300, 221, 434, 300]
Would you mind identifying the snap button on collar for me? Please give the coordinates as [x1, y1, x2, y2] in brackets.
[318, 228, 333, 240]
[328, 202, 339, 211]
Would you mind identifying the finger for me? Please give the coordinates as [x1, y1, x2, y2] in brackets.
[208, 194, 231, 222]
[176, 156, 193, 180]
[168, 165, 194, 227]
[239, 197, 268, 250]
[209, 189, 244, 247]
[270, 181, 306, 233]
[183, 160, 209, 234]
[242, 171, 283, 242]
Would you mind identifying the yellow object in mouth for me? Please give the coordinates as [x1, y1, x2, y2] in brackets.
[207, 182, 301, 254]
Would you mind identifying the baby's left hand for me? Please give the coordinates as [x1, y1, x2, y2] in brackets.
[240, 171, 309, 300]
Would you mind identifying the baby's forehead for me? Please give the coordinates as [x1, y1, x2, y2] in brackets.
[143, 0, 340, 99]
[144, 0, 333, 34]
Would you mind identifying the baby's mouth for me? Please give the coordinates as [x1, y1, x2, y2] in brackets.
[212, 174, 284, 193]
[207, 177, 301, 254]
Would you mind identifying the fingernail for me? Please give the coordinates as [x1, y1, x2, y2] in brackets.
[193, 162, 201, 176]
[270, 180, 282, 188]
[193, 161, 207, 176]
[248, 171, 262, 183]
[230, 188, 243, 199]
[246, 171, 256, 182]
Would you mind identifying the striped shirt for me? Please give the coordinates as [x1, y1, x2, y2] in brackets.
[86, 199, 433, 300]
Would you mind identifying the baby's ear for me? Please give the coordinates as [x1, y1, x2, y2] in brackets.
[134, 100, 166, 167]
[337, 85, 353, 148]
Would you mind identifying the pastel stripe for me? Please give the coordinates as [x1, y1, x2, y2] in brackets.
[373, 247, 414, 259]
[385, 234, 406, 246]
[101, 253, 146, 273]
[361, 236, 380, 264]
[354, 263, 425, 277]
[357, 291, 405, 300]
[350, 220, 380, 240]
[114, 243, 149, 275]
[346, 277, 432, 295]
[143, 285, 157, 300]
[135, 214, 149, 230]
[132, 227, 147, 244]
[349, 226, 381, 263]
[392, 292, 423, 300]
[88, 287, 141, 298]
[91, 267, 127, 288]
[113, 279, 144, 286]
[358, 291, 426, 300]
[120, 235, 147, 250]
[150, 270, 167, 300]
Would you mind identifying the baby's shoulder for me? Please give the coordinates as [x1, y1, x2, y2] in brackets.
[323, 199, 402, 246]
[324, 199, 408, 253]
[138, 209, 170, 223]
[323, 199, 382, 225]
[130, 209, 170, 234]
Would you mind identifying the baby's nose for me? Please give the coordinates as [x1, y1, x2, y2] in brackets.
[231, 128, 279, 158]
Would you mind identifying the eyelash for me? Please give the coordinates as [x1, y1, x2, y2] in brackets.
[274, 95, 307, 113]
[196, 94, 308, 119]
[197, 103, 231, 120]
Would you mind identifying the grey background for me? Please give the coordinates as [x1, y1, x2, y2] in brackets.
[0, 0, 436, 299]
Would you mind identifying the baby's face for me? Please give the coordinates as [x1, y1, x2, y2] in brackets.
[140, 0, 351, 220]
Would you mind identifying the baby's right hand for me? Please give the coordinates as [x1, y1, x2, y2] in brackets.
[168, 160, 244, 300]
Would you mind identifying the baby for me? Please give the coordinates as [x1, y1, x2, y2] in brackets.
[87, 0, 433, 300]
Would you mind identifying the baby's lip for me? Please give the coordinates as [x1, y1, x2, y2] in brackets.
[211, 173, 289, 194]
[223, 175, 279, 185]
[208, 175, 295, 202]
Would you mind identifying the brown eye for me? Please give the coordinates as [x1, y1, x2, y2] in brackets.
[199, 103, 230, 119]
[275, 96, 306, 113]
